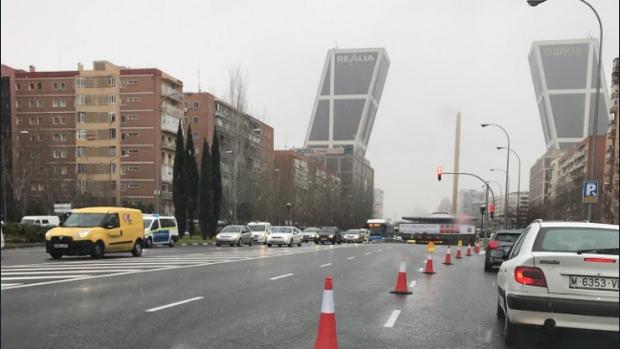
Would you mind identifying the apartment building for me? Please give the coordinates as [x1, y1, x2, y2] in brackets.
[5, 61, 183, 215]
[603, 57, 619, 224]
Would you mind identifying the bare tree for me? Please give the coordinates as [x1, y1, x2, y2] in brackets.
[227, 65, 248, 113]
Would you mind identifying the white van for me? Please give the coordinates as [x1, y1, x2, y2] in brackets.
[143, 214, 179, 248]
[247, 222, 272, 244]
[20, 216, 60, 227]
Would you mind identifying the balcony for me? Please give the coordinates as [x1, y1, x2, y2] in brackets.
[161, 164, 173, 182]
[161, 114, 179, 134]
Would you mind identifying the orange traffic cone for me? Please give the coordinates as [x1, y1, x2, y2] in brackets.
[443, 247, 453, 265]
[466, 244, 472, 256]
[314, 276, 339, 349]
[390, 260, 413, 295]
[423, 253, 435, 274]
[455, 246, 462, 259]
[474, 241, 480, 254]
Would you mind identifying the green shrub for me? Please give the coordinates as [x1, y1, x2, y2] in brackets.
[2, 223, 50, 243]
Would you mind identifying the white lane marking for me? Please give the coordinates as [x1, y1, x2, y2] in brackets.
[145, 296, 204, 312]
[269, 273, 294, 281]
[0, 283, 23, 288]
[383, 309, 402, 328]
[320, 263, 332, 268]
[418, 267, 424, 272]
[1, 269, 139, 275]
[346, 256, 356, 260]
[492, 281, 496, 287]
[364, 252, 371, 255]
[409, 280, 417, 288]
[1, 275, 89, 281]
[484, 329, 492, 343]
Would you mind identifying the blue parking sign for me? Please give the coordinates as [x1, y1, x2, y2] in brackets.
[582, 181, 599, 204]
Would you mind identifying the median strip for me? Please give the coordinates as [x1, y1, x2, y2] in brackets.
[145, 296, 204, 312]
[320, 263, 332, 268]
[383, 309, 401, 328]
[269, 273, 294, 280]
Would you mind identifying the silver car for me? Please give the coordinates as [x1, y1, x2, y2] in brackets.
[302, 227, 319, 243]
[267, 226, 303, 247]
[216, 225, 253, 246]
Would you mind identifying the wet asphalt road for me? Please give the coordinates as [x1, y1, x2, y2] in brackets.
[1, 243, 618, 348]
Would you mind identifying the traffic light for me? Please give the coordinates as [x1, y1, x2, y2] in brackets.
[479, 205, 486, 215]
[437, 167, 443, 181]
[488, 204, 495, 219]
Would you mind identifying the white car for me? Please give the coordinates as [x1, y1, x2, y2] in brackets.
[496, 220, 619, 344]
[143, 214, 179, 248]
[248, 222, 271, 244]
[216, 225, 253, 247]
[267, 226, 302, 247]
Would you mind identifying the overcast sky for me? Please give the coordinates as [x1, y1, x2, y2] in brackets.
[2, 0, 619, 220]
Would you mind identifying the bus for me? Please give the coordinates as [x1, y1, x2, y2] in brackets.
[366, 219, 394, 242]
[398, 212, 477, 245]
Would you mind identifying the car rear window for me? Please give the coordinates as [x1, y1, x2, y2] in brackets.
[533, 227, 619, 255]
[495, 233, 520, 243]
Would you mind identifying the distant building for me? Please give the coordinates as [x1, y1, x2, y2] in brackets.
[529, 38, 609, 150]
[304, 48, 390, 156]
[373, 188, 384, 218]
[603, 57, 619, 224]
[529, 149, 564, 208]
[458, 189, 486, 224]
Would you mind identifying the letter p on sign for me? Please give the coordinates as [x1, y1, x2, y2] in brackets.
[582, 181, 599, 204]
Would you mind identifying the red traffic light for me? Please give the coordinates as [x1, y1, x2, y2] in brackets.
[437, 167, 443, 181]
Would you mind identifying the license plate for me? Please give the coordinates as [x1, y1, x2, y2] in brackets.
[54, 243, 68, 249]
[569, 275, 619, 291]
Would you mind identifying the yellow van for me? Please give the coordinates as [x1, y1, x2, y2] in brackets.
[45, 207, 144, 259]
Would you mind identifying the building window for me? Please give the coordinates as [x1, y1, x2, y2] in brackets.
[52, 82, 59, 90]
[121, 167, 127, 175]
[76, 95, 86, 105]
[60, 82, 66, 90]
[108, 77, 116, 87]
[37, 117, 44, 125]
[53, 150, 67, 159]
[77, 130, 87, 140]
[128, 183, 139, 189]
[52, 99, 60, 108]
[109, 129, 117, 139]
[109, 163, 116, 174]
[108, 95, 116, 104]
[53, 134, 67, 142]
[37, 82, 42, 90]
[16, 100, 21, 108]
[108, 112, 116, 123]
[127, 114, 138, 120]
[216, 102, 223, 111]
[193, 117, 199, 124]
[36, 100, 43, 108]
[77, 147, 87, 157]
[28, 83, 35, 91]
[60, 182, 68, 191]
[127, 97, 138, 102]
[128, 149, 139, 154]
[16, 119, 22, 126]
[60, 99, 67, 107]
[76, 112, 86, 123]
[16, 83, 21, 90]
[77, 164, 87, 173]
[193, 101, 200, 109]
[128, 132, 138, 137]
[128, 166, 139, 172]
[127, 80, 138, 85]
[76, 78, 86, 88]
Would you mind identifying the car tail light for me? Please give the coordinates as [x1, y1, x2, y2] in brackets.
[487, 240, 499, 250]
[584, 257, 616, 263]
[514, 266, 547, 287]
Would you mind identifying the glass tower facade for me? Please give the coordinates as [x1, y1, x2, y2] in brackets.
[304, 48, 390, 156]
[529, 38, 609, 150]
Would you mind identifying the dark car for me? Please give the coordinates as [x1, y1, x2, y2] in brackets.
[316, 226, 342, 244]
[484, 229, 522, 271]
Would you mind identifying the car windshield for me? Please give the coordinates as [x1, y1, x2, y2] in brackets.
[303, 228, 319, 232]
[272, 227, 292, 234]
[62, 213, 106, 228]
[248, 224, 266, 232]
[220, 226, 242, 233]
[533, 227, 620, 255]
[346, 230, 360, 234]
[143, 219, 153, 229]
[320, 227, 336, 233]
[495, 233, 520, 243]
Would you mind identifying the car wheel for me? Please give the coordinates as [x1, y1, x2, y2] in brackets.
[145, 237, 153, 248]
[216, 242, 221, 246]
[288, 240, 293, 247]
[50, 251, 63, 259]
[237, 239, 242, 247]
[132, 240, 143, 257]
[249, 239, 253, 246]
[297, 241, 302, 247]
[496, 298, 505, 319]
[503, 301, 517, 345]
[91, 241, 105, 259]
[484, 261, 493, 272]
[168, 237, 176, 248]
[267, 243, 272, 247]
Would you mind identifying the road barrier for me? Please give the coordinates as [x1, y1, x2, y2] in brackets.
[314, 276, 339, 349]
[390, 260, 413, 295]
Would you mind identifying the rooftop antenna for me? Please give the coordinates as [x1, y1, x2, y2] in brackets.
[285, 134, 288, 149]
[197, 70, 201, 93]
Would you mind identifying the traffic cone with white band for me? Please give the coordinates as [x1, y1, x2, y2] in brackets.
[423, 252, 435, 274]
[474, 241, 480, 254]
[390, 260, 413, 295]
[443, 246, 453, 265]
[466, 243, 472, 256]
[314, 276, 339, 349]
[455, 246, 462, 259]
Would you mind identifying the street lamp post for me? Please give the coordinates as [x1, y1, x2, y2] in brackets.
[482, 123, 511, 228]
[286, 202, 292, 226]
[527, 0, 603, 221]
[490, 168, 511, 227]
[224, 150, 236, 223]
[497, 146, 522, 227]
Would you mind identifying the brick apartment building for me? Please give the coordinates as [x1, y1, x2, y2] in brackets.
[2, 61, 183, 216]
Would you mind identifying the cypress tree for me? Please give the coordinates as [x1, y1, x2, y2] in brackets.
[172, 123, 187, 236]
[198, 138, 213, 239]
[185, 125, 199, 237]
[211, 129, 223, 236]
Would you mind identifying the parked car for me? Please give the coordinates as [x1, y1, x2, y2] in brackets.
[20, 215, 60, 227]
[248, 221, 272, 244]
[343, 229, 364, 243]
[496, 220, 619, 344]
[484, 229, 523, 271]
[302, 227, 320, 242]
[45, 207, 144, 259]
[143, 214, 179, 248]
[215, 225, 253, 246]
[267, 226, 302, 247]
[316, 226, 342, 245]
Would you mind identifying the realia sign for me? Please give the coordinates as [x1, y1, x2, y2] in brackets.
[336, 53, 375, 64]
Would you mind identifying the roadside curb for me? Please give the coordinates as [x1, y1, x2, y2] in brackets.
[3, 242, 46, 249]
